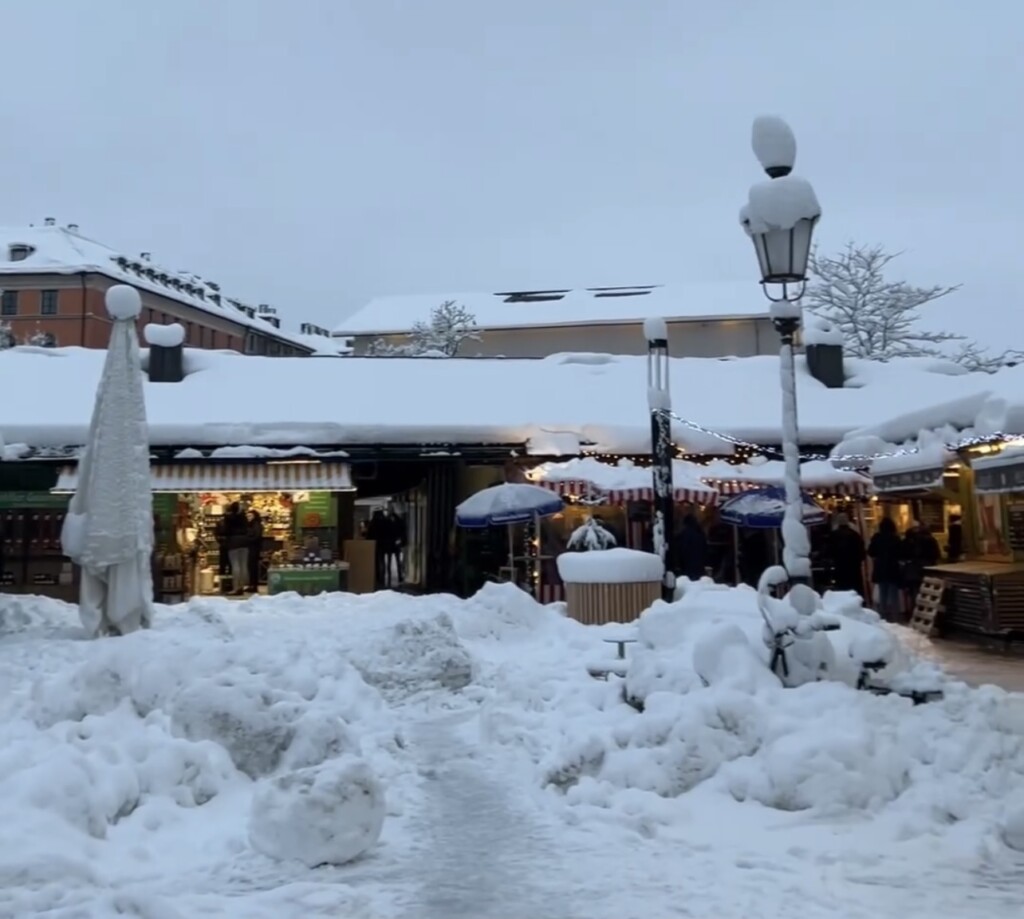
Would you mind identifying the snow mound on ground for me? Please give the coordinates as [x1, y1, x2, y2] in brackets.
[347, 610, 474, 699]
[450, 580, 552, 640]
[0, 593, 78, 634]
[249, 757, 385, 867]
[1001, 800, 1024, 851]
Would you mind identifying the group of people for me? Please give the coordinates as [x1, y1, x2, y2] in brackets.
[364, 507, 407, 589]
[216, 502, 264, 595]
[828, 514, 943, 619]
[661, 509, 948, 623]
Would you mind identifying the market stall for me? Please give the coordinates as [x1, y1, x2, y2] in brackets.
[525, 457, 719, 601]
[52, 460, 355, 600]
[925, 446, 1024, 639]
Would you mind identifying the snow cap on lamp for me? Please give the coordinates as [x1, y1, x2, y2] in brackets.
[751, 115, 797, 178]
[105, 284, 142, 321]
[643, 316, 668, 342]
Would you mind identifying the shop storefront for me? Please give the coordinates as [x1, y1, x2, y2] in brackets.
[0, 490, 77, 601]
[51, 460, 357, 601]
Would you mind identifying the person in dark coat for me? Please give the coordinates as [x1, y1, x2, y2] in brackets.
[246, 510, 264, 593]
[384, 508, 407, 586]
[366, 508, 389, 589]
[222, 502, 249, 595]
[868, 516, 903, 619]
[902, 521, 940, 612]
[946, 515, 963, 563]
[827, 512, 866, 596]
[678, 513, 708, 581]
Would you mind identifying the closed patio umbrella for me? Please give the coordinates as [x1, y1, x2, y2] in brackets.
[61, 285, 154, 637]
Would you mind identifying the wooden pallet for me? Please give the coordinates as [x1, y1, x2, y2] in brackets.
[910, 576, 944, 636]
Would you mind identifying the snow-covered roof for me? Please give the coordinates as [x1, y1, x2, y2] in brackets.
[0, 346, 998, 457]
[0, 223, 321, 352]
[333, 283, 770, 336]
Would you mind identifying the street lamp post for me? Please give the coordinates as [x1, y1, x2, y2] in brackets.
[644, 317, 676, 602]
[740, 116, 821, 587]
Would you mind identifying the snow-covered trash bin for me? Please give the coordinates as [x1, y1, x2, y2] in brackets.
[557, 548, 663, 625]
[248, 757, 386, 867]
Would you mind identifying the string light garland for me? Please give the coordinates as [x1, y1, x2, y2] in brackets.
[661, 410, 1022, 465]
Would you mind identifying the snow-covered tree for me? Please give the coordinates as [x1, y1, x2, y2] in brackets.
[567, 516, 617, 552]
[368, 300, 480, 357]
[804, 243, 1020, 373]
[0, 320, 14, 350]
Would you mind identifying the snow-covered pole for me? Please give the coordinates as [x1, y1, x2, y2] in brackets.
[740, 116, 821, 586]
[644, 316, 676, 601]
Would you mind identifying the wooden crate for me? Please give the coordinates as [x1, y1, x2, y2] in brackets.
[564, 580, 661, 626]
[910, 576, 944, 636]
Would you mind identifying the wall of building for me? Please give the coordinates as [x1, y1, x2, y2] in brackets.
[0, 272, 309, 355]
[350, 316, 775, 359]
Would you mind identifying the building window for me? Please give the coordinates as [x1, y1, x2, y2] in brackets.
[1, 290, 18, 315]
[41, 290, 58, 315]
[268, 340, 281, 356]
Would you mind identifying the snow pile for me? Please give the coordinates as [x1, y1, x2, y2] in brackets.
[557, 548, 664, 583]
[802, 316, 844, 347]
[464, 580, 1022, 857]
[249, 756, 386, 867]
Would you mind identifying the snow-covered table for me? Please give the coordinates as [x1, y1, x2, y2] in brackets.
[557, 549, 663, 625]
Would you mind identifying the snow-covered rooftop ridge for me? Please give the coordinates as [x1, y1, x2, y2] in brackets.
[334, 282, 771, 335]
[0, 223, 322, 351]
[0, 346, 1007, 456]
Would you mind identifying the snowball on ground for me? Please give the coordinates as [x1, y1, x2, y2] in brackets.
[248, 757, 385, 867]
[105, 284, 142, 320]
[144, 323, 186, 348]
[642, 316, 668, 341]
[556, 547, 664, 583]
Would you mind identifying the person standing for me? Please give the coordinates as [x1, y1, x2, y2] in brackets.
[827, 513, 866, 596]
[247, 509, 264, 594]
[902, 521, 940, 613]
[868, 517, 903, 620]
[678, 512, 708, 581]
[223, 502, 249, 596]
[366, 508, 388, 589]
[385, 507, 407, 586]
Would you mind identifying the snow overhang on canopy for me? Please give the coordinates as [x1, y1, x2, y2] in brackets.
[52, 461, 354, 495]
[700, 459, 873, 497]
[526, 456, 719, 506]
[869, 445, 956, 494]
[972, 446, 1024, 495]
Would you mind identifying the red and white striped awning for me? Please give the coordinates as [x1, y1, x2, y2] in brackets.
[536, 478, 718, 506]
[703, 476, 873, 497]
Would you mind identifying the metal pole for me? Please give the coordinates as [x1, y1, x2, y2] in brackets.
[645, 320, 676, 601]
[774, 315, 811, 585]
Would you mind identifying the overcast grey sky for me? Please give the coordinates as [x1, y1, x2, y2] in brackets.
[2, 0, 1020, 344]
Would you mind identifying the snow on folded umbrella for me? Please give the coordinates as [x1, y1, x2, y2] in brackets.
[60, 285, 154, 637]
[719, 485, 827, 529]
[455, 483, 564, 599]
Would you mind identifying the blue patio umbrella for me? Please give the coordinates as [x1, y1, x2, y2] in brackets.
[455, 483, 564, 527]
[456, 483, 564, 599]
[719, 486, 827, 529]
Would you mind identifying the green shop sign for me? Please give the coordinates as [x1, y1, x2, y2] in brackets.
[295, 491, 336, 528]
[0, 491, 70, 510]
[268, 566, 344, 596]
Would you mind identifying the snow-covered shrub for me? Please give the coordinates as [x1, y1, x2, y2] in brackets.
[248, 757, 385, 867]
[566, 516, 617, 551]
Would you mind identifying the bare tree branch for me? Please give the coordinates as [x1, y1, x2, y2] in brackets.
[368, 300, 481, 357]
[804, 243, 964, 360]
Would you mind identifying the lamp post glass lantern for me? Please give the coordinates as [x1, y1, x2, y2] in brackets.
[740, 115, 821, 585]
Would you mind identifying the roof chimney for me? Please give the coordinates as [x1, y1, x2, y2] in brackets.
[67, 223, 79, 233]
[143, 323, 186, 383]
[803, 318, 845, 389]
[140, 252, 152, 262]
[44, 217, 56, 227]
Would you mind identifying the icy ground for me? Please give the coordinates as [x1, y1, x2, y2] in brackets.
[2, 581, 1024, 919]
